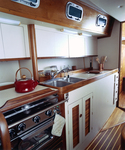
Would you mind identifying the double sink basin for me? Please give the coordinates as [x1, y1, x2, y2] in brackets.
[42, 77, 85, 87]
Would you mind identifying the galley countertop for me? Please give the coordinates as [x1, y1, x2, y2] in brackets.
[39, 69, 118, 94]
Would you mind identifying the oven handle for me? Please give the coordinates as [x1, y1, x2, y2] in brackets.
[20, 119, 54, 140]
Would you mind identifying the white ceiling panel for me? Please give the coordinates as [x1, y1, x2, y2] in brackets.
[80, 0, 125, 22]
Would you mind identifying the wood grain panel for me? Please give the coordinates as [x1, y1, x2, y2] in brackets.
[72, 105, 79, 148]
[0, 112, 11, 150]
[85, 98, 90, 136]
[86, 123, 124, 150]
[119, 44, 125, 93]
[28, 24, 39, 81]
[0, 88, 58, 112]
[0, 0, 114, 36]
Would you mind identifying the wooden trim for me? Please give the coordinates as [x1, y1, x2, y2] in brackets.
[0, 57, 30, 61]
[85, 98, 90, 136]
[118, 22, 123, 107]
[0, 88, 58, 112]
[72, 105, 79, 148]
[97, 17, 115, 39]
[0, 84, 15, 91]
[40, 69, 118, 94]
[0, 112, 11, 150]
[28, 24, 39, 81]
[37, 55, 98, 59]
[0, 0, 114, 36]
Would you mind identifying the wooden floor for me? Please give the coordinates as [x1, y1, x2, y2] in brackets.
[86, 92, 125, 150]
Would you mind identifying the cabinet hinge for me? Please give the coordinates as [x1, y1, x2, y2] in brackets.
[92, 112, 93, 115]
[92, 96, 93, 99]
[68, 110, 69, 114]
[68, 131, 70, 134]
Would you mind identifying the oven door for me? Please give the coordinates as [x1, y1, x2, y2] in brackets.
[11, 119, 55, 150]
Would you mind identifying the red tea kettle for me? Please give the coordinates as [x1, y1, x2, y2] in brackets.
[14, 67, 38, 93]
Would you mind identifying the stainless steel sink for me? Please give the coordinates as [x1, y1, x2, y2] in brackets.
[62, 77, 84, 83]
[43, 80, 72, 87]
[42, 77, 84, 87]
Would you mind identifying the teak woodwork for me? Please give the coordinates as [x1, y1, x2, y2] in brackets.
[28, 24, 39, 81]
[0, 88, 58, 113]
[72, 105, 79, 148]
[40, 69, 118, 95]
[85, 98, 90, 136]
[0, 0, 114, 37]
[0, 112, 11, 150]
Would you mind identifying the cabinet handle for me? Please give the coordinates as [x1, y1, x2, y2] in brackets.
[80, 114, 82, 118]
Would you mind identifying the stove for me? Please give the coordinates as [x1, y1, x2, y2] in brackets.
[0, 90, 67, 150]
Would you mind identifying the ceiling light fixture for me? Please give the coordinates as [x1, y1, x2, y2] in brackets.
[0, 18, 21, 25]
[117, 5, 123, 8]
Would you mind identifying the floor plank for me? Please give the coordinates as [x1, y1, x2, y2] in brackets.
[86, 92, 125, 150]
[86, 123, 124, 150]
[102, 107, 125, 131]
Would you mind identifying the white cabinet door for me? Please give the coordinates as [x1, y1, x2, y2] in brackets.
[0, 24, 4, 59]
[69, 35, 85, 57]
[55, 32, 69, 57]
[35, 29, 56, 57]
[84, 37, 97, 55]
[35, 26, 69, 57]
[68, 99, 83, 150]
[1, 24, 29, 58]
[67, 93, 93, 150]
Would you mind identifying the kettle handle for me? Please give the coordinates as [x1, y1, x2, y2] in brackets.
[15, 67, 33, 81]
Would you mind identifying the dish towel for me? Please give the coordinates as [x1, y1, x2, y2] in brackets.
[51, 114, 66, 137]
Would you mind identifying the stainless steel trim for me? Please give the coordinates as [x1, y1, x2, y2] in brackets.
[20, 119, 54, 140]
[8, 98, 68, 128]
[5, 96, 58, 119]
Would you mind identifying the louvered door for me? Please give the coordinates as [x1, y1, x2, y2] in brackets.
[68, 99, 83, 150]
[83, 93, 93, 141]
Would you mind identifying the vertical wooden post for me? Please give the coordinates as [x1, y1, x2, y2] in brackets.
[28, 24, 39, 81]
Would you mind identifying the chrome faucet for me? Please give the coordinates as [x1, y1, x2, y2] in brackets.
[53, 67, 70, 79]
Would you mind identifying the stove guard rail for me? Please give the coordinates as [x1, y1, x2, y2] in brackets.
[0, 112, 11, 150]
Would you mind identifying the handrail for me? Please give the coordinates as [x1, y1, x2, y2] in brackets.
[0, 112, 11, 150]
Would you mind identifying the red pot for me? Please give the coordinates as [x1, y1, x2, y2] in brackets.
[14, 67, 38, 93]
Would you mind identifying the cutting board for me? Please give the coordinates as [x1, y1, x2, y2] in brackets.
[88, 70, 102, 74]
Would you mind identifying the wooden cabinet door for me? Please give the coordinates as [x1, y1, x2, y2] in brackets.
[1, 24, 29, 58]
[0, 24, 4, 59]
[69, 35, 85, 57]
[68, 99, 83, 150]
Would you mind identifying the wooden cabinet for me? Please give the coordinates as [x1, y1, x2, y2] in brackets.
[68, 94, 93, 150]
[69, 35, 85, 57]
[0, 23, 30, 59]
[65, 72, 117, 149]
[65, 92, 93, 150]
[35, 25, 69, 57]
